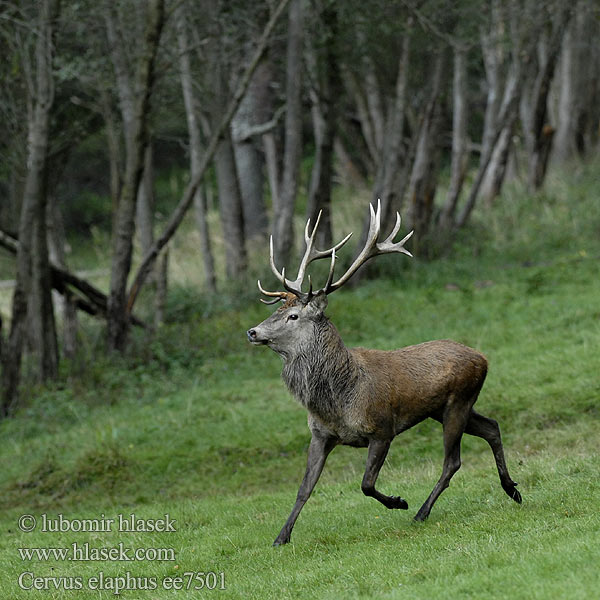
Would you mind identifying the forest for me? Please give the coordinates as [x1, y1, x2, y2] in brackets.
[1, 0, 598, 414]
[1, 1, 600, 598]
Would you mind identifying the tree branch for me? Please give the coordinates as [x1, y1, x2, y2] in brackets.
[232, 104, 286, 143]
[400, 0, 469, 52]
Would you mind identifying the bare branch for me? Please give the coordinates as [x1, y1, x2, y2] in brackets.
[232, 104, 286, 142]
[399, 0, 470, 52]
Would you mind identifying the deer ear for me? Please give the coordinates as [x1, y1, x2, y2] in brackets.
[306, 292, 328, 315]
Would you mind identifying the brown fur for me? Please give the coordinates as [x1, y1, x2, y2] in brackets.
[248, 294, 521, 546]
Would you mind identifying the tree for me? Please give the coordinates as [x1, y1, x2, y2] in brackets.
[105, 0, 165, 351]
[272, 0, 304, 267]
[175, 0, 217, 292]
[305, 0, 343, 248]
[438, 45, 468, 229]
[521, 1, 572, 191]
[406, 51, 445, 248]
[2, 0, 60, 416]
[553, 2, 599, 162]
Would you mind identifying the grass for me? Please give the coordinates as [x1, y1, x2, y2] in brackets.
[1, 163, 599, 598]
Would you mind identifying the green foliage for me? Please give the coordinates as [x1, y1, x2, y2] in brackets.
[1, 168, 599, 598]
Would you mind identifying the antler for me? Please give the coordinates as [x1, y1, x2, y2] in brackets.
[322, 199, 413, 294]
[257, 201, 413, 303]
[259, 210, 352, 303]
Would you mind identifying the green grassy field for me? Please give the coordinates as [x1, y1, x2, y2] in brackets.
[1, 166, 599, 598]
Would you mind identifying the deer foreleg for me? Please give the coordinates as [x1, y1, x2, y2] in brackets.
[273, 432, 337, 546]
[361, 439, 408, 510]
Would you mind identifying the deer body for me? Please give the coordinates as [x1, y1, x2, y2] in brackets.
[282, 314, 487, 445]
[248, 203, 521, 545]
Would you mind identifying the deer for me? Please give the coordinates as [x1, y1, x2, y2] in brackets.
[247, 201, 522, 546]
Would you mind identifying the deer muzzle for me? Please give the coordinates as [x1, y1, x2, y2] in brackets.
[247, 328, 268, 345]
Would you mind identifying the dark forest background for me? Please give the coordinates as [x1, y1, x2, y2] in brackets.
[1, 0, 599, 416]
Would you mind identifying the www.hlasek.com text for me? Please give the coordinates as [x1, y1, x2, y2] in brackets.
[19, 542, 175, 562]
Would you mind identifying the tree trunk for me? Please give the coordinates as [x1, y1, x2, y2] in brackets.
[272, 0, 304, 267]
[524, 6, 572, 190]
[377, 28, 411, 230]
[136, 142, 155, 257]
[484, 124, 515, 206]
[2, 0, 59, 416]
[480, 0, 504, 166]
[407, 52, 444, 249]
[305, 0, 342, 249]
[47, 194, 78, 360]
[135, 141, 165, 327]
[154, 247, 168, 328]
[356, 27, 411, 259]
[192, 187, 216, 291]
[553, 8, 581, 163]
[175, 3, 217, 292]
[439, 46, 468, 229]
[106, 0, 165, 352]
[356, 25, 385, 161]
[231, 58, 269, 241]
[99, 88, 122, 229]
[215, 133, 247, 279]
[30, 191, 59, 380]
[344, 69, 379, 168]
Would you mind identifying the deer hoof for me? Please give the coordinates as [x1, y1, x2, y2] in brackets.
[387, 496, 409, 510]
[510, 486, 522, 504]
[273, 535, 290, 546]
[503, 482, 522, 504]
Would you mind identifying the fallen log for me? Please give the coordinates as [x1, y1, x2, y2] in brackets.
[0, 229, 146, 328]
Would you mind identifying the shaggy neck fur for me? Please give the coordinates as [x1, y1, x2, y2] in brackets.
[281, 316, 361, 420]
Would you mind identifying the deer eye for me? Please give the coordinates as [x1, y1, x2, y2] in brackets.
[288, 314, 298, 321]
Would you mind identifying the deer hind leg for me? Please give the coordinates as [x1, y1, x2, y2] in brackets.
[361, 438, 409, 509]
[464, 410, 522, 504]
[414, 399, 473, 522]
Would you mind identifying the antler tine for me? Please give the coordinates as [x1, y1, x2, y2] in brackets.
[269, 236, 285, 285]
[324, 249, 337, 290]
[383, 211, 402, 245]
[287, 211, 353, 294]
[304, 210, 322, 246]
[291, 210, 323, 289]
[379, 212, 414, 257]
[257, 279, 290, 304]
[323, 201, 382, 293]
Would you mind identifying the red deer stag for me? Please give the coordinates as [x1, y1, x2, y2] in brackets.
[247, 202, 522, 546]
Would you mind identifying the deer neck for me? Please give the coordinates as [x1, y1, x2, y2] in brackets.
[281, 318, 360, 419]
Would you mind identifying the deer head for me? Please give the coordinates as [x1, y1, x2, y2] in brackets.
[247, 201, 413, 357]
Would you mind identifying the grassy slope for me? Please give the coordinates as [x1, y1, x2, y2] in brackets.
[1, 166, 599, 599]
